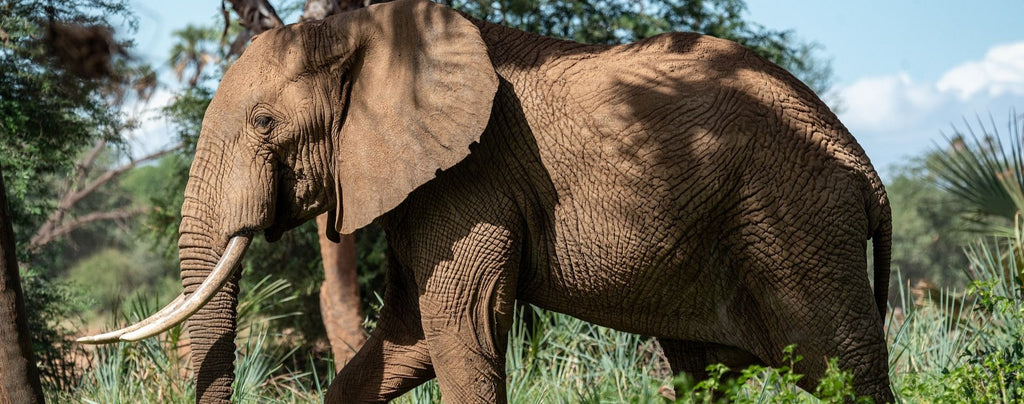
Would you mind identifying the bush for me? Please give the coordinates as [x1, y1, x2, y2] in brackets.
[890, 220, 1024, 403]
[20, 268, 91, 395]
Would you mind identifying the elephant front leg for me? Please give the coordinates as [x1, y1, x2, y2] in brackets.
[412, 223, 520, 404]
[420, 268, 517, 404]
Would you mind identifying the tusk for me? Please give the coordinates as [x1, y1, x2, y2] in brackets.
[76, 235, 252, 344]
[77, 294, 187, 344]
[118, 235, 252, 342]
[119, 235, 252, 342]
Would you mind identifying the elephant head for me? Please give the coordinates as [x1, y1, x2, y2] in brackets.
[78, 0, 498, 401]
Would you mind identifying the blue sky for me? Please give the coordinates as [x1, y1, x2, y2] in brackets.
[746, 0, 1024, 178]
[126, 0, 1024, 181]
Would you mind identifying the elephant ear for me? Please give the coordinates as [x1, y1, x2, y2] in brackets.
[329, 0, 497, 234]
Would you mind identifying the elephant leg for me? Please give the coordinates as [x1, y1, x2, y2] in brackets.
[658, 338, 762, 400]
[413, 226, 520, 404]
[326, 329, 434, 403]
[659, 339, 762, 380]
[783, 297, 892, 402]
[750, 237, 893, 401]
[420, 273, 516, 404]
[326, 261, 434, 403]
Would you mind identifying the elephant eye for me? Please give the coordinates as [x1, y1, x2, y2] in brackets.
[253, 114, 276, 133]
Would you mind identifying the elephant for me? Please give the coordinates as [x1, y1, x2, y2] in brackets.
[79, 0, 894, 402]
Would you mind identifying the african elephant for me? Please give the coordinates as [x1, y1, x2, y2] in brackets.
[80, 0, 894, 402]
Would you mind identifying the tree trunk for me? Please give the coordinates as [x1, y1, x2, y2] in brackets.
[316, 215, 365, 365]
[0, 165, 45, 404]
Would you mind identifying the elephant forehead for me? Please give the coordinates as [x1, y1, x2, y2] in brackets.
[212, 61, 294, 115]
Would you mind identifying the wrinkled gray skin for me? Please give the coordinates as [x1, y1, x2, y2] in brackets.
[177, 0, 893, 402]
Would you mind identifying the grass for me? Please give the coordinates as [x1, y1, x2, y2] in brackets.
[49, 226, 1024, 403]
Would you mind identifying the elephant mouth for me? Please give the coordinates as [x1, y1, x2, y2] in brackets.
[264, 226, 285, 242]
[262, 208, 309, 242]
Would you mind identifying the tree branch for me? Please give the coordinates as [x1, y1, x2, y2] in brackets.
[72, 139, 107, 191]
[28, 142, 184, 252]
[30, 208, 146, 250]
[224, 0, 284, 35]
[61, 143, 183, 212]
[223, 0, 285, 57]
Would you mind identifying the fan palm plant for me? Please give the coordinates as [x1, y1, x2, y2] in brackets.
[928, 112, 1024, 236]
[168, 25, 221, 88]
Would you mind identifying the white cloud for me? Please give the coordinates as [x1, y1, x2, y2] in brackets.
[840, 73, 945, 132]
[837, 41, 1024, 180]
[937, 42, 1024, 100]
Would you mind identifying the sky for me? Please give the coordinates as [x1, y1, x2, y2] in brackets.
[124, 0, 1024, 181]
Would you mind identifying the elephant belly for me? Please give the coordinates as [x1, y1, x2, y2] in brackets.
[518, 194, 756, 344]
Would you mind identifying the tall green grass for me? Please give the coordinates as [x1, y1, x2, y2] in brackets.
[889, 220, 1024, 403]
[57, 228, 1024, 403]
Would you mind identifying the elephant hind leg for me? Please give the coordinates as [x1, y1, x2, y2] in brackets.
[747, 242, 894, 402]
[657, 338, 762, 383]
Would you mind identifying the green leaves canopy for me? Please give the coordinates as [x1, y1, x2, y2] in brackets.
[0, 0, 133, 260]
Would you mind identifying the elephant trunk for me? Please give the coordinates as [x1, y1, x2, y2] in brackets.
[181, 230, 241, 404]
[178, 160, 242, 404]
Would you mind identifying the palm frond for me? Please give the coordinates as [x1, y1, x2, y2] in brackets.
[928, 111, 1024, 235]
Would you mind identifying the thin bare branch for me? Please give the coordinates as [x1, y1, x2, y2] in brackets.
[223, 0, 284, 57]
[62, 143, 183, 212]
[31, 208, 146, 249]
[74, 139, 107, 187]
[28, 143, 185, 252]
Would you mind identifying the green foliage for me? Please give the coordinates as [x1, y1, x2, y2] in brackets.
[67, 248, 176, 315]
[391, 310, 865, 403]
[0, 0, 133, 260]
[890, 218, 1024, 403]
[62, 275, 303, 403]
[19, 267, 91, 393]
[450, 0, 834, 96]
[928, 113, 1024, 235]
[658, 345, 868, 403]
[886, 157, 973, 289]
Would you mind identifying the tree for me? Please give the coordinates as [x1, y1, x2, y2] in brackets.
[0, 0, 183, 394]
[0, 165, 44, 404]
[886, 157, 972, 292]
[169, 25, 221, 88]
[1, 0, 128, 260]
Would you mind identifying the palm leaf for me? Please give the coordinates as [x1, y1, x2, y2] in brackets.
[928, 112, 1024, 235]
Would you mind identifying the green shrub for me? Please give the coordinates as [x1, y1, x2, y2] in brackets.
[20, 268, 90, 395]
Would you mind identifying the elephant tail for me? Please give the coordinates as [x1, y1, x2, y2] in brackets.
[870, 186, 892, 321]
